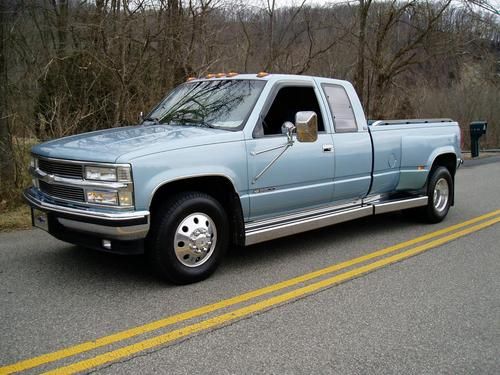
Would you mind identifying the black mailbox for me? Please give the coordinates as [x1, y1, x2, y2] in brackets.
[469, 121, 487, 158]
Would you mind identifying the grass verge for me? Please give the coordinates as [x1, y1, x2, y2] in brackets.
[0, 205, 32, 232]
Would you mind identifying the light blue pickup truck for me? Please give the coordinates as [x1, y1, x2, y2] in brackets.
[25, 74, 462, 283]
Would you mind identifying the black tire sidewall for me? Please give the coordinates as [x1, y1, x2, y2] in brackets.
[149, 192, 229, 284]
[426, 166, 453, 223]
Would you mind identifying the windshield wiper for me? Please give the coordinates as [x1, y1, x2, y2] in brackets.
[196, 121, 218, 129]
[142, 117, 159, 124]
[167, 118, 218, 129]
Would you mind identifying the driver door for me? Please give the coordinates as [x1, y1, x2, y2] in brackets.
[246, 85, 335, 220]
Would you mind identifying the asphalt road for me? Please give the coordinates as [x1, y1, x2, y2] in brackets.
[1, 158, 499, 374]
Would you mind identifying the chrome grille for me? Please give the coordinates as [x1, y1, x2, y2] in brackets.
[38, 159, 83, 179]
[39, 180, 85, 202]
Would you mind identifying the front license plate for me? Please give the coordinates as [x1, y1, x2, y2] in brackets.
[32, 208, 49, 232]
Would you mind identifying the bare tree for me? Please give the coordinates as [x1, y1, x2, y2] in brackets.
[53, 0, 68, 56]
[354, 0, 373, 105]
[0, 0, 13, 192]
[1, 0, 499, 208]
[464, 0, 500, 15]
[365, 0, 453, 118]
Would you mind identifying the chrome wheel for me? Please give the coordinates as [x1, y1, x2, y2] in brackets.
[174, 212, 217, 268]
[433, 178, 449, 213]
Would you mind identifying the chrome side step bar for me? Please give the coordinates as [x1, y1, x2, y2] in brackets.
[245, 206, 373, 246]
[372, 196, 428, 215]
[245, 196, 428, 246]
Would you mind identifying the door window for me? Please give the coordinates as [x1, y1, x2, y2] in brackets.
[322, 84, 358, 133]
[255, 86, 325, 137]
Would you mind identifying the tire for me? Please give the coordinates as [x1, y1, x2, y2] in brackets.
[419, 166, 453, 223]
[147, 192, 229, 284]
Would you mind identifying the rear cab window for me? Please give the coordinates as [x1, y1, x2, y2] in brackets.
[322, 84, 358, 133]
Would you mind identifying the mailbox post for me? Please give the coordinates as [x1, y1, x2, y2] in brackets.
[469, 121, 487, 158]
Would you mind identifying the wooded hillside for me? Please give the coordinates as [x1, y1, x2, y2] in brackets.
[0, 0, 499, 208]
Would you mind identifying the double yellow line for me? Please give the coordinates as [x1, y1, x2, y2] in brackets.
[2, 209, 500, 375]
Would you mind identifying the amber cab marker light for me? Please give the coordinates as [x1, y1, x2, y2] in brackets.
[256, 71, 269, 77]
[226, 72, 239, 77]
[205, 73, 216, 79]
[186, 77, 196, 82]
[215, 72, 226, 78]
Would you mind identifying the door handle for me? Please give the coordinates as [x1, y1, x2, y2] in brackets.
[322, 144, 334, 152]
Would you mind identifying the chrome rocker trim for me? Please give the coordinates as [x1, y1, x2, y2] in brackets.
[246, 206, 373, 246]
[372, 196, 428, 215]
[245, 196, 428, 246]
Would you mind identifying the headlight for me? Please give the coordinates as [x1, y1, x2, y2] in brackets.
[85, 166, 117, 181]
[85, 164, 133, 206]
[86, 190, 133, 206]
[85, 166, 131, 182]
[86, 190, 119, 205]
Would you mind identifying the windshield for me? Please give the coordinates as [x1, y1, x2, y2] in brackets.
[146, 79, 266, 130]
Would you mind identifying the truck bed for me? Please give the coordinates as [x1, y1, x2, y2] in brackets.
[368, 119, 461, 195]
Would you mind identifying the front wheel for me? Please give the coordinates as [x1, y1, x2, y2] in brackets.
[420, 166, 453, 223]
[147, 192, 229, 284]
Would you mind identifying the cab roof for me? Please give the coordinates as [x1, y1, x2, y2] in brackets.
[187, 73, 348, 85]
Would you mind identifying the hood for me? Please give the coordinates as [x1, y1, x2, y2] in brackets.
[32, 125, 244, 163]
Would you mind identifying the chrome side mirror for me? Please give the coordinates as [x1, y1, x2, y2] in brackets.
[281, 121, 296, 144]
[295, 111, 318, 142]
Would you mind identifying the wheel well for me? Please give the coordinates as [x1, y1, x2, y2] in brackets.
[150, 176, 245, 247]
[431, 153, 457, 177]
[430, 153, 456, 206]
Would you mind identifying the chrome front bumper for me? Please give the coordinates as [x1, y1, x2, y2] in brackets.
[24, 188, 150, 241]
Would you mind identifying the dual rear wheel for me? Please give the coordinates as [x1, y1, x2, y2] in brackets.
[416, 166, 453, 223]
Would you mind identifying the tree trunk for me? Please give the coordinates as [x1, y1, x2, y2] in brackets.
[0, 0, 14, 192]
[354, 0, 371, 106]
[56, 0, 68, 56]
[371, 72, 389, 119]
[169, 0, 184, 86]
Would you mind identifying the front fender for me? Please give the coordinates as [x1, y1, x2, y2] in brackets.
[129, 142, 248, 213]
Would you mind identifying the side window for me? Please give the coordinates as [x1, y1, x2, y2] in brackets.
[322, 84, 358, 133]
[258, 86, 325, 136]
